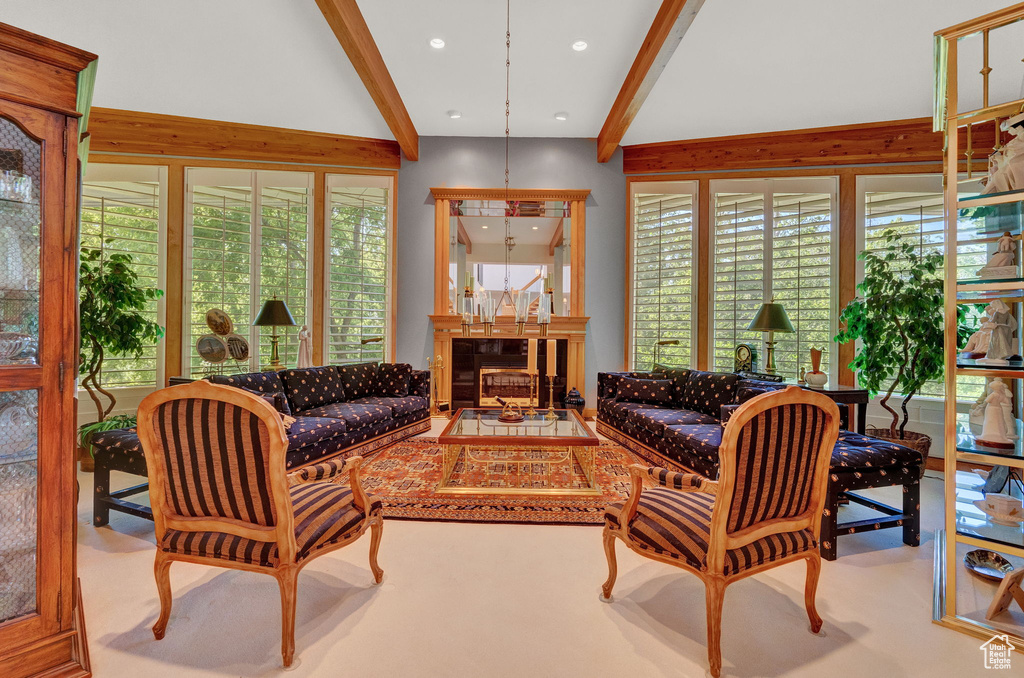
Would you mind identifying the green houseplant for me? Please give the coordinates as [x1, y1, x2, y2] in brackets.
[834, 229, 948, 446]
[79, 242, 165, 425]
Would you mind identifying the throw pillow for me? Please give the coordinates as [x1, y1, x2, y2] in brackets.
[376, 362, 412, 397]
[681, 370, 740, 417]
[736, 385, 772, 404]
[337, 362, 379, 400]
[240, 387, 291, 415]
[651, 365, 692, 405]
[616, 376, 673, 405]
[280, 365, 346, 413]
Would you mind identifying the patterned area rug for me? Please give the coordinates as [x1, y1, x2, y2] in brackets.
[359, 437, 642, 525]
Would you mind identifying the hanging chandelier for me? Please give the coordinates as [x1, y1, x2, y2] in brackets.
[461, 0, 551, 339]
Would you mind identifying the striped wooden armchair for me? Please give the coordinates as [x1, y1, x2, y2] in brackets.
[136, 381, 384, 667]
[601, 386, 839, 678]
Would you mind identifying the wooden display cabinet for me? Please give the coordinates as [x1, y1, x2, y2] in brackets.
[0, 22, 95, 677]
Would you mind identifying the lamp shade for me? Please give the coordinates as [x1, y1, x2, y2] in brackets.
[252, 298, 296, 327]
[747, 302, 794, 333]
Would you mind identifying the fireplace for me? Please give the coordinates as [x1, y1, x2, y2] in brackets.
[450, 338, 566, 411]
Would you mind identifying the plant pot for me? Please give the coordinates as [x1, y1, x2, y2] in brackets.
[77, 444, 94, 472]
[865, 426, 932, 455]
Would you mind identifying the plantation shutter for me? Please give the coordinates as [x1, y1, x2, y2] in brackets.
[326, 174, 392, 365]
[80, 165, 165, 388]
[630, 181, 696, 369]
[711, 178, 837, 377]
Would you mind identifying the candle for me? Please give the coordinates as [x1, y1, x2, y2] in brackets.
[547, 339, 556, 375]
[528, 339, 537, 374]
[465, 271, 470, 288]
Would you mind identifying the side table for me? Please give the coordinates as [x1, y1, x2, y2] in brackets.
[803, 384, 869, 435]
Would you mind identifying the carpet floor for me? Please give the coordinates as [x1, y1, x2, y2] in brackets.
[360, 437, 641, 525]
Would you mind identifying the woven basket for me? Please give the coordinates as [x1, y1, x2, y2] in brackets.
[865, 426, 932, 455]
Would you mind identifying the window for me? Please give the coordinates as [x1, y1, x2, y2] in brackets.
[859, 175, 985, 400]
[325, 174, 393, 364]
[629, 181, 697, 369]
[185, 169, 312, 376]
[80, 164, 166, 388]
[711, 178, 837, 379]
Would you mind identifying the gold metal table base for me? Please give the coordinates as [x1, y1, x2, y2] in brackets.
[437, 443, 599, 496]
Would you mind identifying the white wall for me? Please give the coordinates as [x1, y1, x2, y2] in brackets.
[396, 137, 626, 406]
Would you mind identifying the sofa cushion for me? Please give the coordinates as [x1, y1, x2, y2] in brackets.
[351, 395, 428, 418]
[599, 371, 655, 399]
[209, 370, 285, 394]
[409, 369, 431, 399]
[681, 371, 739, 417]
[286, 416, 348, 449]
[605, 400, 673, 422]
[297, 401, 391, 430]
[376, 363, 412, 397]
[338, 362, 379, 400]
[616, 376, 674, 405]
[604, 487, 815, 575]
[240, 387, 292, 415]
[831, 431, 924, 474]
[651, 365, 692, 405]
[280, 366, 347, 413]
[663, 424, 724, 478]
[627, 407, 719, 435]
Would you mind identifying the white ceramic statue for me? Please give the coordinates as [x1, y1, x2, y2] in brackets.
[296, 325, 313, 369]
[978, 232, 1018, 278]
[961, 305, 997, 358]
[976, 299, 1018, 364]
[977, 380, 1017, 449]
[984, 113, 1024, 195]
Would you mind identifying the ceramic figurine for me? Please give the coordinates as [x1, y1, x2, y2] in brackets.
[970, 379, 995, 425]
[984, 113, 1024, 195]
[977, 380, 1017, 449]
[798, 367, 806, 385]
[978, 300, 1017, 364]
[804, 348, 828, 388]
[961, 304, 997, 358]
[296, 325, 313, 369]
[978, 232, 1018, 279]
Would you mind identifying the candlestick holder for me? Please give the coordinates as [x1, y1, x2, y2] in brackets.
[526, 373, 538, 417]
[545, 376, 558, 420]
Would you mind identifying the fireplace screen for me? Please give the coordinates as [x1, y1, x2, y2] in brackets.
[479, 368, 533, 407]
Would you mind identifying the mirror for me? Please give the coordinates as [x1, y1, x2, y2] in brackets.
[446, 198, 572, 317]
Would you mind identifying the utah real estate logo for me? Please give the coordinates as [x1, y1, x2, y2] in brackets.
[980, 634, 1014, 670]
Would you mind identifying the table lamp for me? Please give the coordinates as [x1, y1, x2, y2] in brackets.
[747, 300, 793, 374]
[253, 296, 296, 371]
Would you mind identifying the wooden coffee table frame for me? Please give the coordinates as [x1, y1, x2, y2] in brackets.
[437, 408, 600, 496]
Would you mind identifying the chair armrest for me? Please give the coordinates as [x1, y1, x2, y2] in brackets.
[409, 369, 431, 400]
[643, 466, 718, 495]
[286, 456, 351, 486]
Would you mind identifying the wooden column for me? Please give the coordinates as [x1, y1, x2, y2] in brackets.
[312, 171, 327, 365]
[433, 199, 450, 315]
[571, 199, 586, 314]
[696, 178, 711, 370]
[164, 164, 185, 383]
[837, 170, 857, 387]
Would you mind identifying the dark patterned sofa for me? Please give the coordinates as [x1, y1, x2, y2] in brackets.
[596, 368, 924, 560]
[91, 362, 430, 527]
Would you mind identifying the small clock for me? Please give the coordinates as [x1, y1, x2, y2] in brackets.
[734, 343, 757, 373]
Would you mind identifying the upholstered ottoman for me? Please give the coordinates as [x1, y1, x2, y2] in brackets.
[819, 431, 925, 560]
[91, 427, 152, 526]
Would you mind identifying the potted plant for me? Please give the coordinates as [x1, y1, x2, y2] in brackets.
[78, 242, 164, 469]
[834, 229, 952, 453]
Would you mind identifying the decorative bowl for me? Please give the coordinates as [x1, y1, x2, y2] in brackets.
[0, 332, 31, 361]
[964, 549, 1015, 581]
[973, 498, 1024, 526]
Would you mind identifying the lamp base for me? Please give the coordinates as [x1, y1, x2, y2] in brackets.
[266, 333, 286, 372]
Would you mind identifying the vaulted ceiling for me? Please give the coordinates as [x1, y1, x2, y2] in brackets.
[0, 0, 1016, 148]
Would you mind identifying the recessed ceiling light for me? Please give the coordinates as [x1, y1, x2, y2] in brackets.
[482, 225, 488, 229]
[447, 110, 462, 119]
[532, 226, 539, 230]
[571, 40, 588, 51]
[430, 38, 446, 49]
[554, 112, 569, 121]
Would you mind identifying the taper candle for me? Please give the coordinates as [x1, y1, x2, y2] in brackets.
[547, 339, 556, 375]
[528, 339, 537, 373]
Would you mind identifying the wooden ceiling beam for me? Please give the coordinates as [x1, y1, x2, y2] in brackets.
[316, 0, 419, 161]
[596, 0, 705, 163]
[457, 217, 473, 254]
[549, 218, 564, 256]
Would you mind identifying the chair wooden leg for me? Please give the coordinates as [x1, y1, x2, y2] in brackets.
[276, 567, 299, 668]
[368, 516, 384, 584]
[705, 576, 726, 678]
[805, 553, 823, 633]
[152, 553, 173, 640]
[601, 529, 618, 599]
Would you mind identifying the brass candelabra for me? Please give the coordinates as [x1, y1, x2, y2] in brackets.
[545, 375, 557, 420]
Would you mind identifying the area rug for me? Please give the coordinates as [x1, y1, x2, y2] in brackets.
[359, 437, 642, 525]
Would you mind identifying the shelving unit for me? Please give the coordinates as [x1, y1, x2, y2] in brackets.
[936, 3, 1024, 647]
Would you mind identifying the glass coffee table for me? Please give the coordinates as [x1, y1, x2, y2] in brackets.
[436, 408, 600, 495]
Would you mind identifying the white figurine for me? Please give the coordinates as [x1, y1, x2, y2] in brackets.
[979, 299, 1018, 364]
[977, 380, 1016, 449]
[984, 113, 1024, 195]
[296, 325, 313, 368]
[978, 232, 1018, 278]
[961, 304, 997, 358]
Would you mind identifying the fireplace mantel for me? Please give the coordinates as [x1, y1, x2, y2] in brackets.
[429, 314, 590, 415]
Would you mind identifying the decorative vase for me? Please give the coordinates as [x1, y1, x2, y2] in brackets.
[805, 347, 828, 388]
[563, 387, 585, 413]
